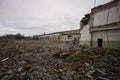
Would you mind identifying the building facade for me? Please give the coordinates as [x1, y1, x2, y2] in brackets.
[39, 29, 80, 42]
[80, 0, 120, 49]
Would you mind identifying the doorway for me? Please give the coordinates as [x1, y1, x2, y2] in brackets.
[98, 38, 103, 47]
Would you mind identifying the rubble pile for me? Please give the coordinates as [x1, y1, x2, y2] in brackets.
[0, 40, 120, 80]
[52, 46, 120, 80]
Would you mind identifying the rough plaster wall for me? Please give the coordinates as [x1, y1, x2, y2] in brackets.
[93, 10, 108, 26]
[60, 35, 79, 41]
[73, 35, 79, 39]
[93, 5, 120, 26]
[92, 31, 107, 41]
[92, 29, 120, 41]
[60, 36, 65, 41]
[118, 1, 120, 21]
[109, 6, 120, 23]
[80, 25, 90, 40]
[60, 36, 68, 41]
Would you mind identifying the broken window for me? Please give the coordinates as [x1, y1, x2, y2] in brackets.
[68, 35, 72, 37]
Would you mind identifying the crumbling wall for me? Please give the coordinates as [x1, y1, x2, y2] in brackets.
[79, 14, 90, 46]
[39, 30, 80, 43]
[80, 24, 91, 46]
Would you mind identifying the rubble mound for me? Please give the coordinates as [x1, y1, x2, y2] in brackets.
[0, 40, 120, 80]
[53, 45, 120, 80]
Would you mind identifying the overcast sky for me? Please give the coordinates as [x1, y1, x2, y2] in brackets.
[0, 0, 112, 36]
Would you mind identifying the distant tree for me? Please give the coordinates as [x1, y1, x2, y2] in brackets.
[0, 33, 25, 40]
[14, 33, 23, 40]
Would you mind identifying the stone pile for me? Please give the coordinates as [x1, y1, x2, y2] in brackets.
[52, 46, 120, 80]
[0, 40, 120, 80]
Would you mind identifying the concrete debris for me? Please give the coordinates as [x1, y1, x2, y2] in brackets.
[96, 68, 106, 75]
[98, 76, 110, 80]
[0, 40, 120, 80]
[17, 67, 24, 72]
[6, 70, 13, 74]
[1, 57, 9, 62]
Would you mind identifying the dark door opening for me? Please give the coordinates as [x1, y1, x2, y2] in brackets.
[98, 38, 103, 47]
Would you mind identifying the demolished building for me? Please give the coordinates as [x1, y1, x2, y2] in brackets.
[39, 29, 80, 42]
[39, 0, 120, 49]
[80, 0, 120, 49]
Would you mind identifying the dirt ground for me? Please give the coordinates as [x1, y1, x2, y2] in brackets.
[0, 39, 120, 80]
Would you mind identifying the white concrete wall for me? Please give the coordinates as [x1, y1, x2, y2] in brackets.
[60, 35, 68, 41]
[73, 35, 79, 39]
[59, 34, 79, 41]
[80, 25, 90, 40]
[92, 29, 120, 41]
[118, 0, 120, 20]
[93, 1, 120, 26]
